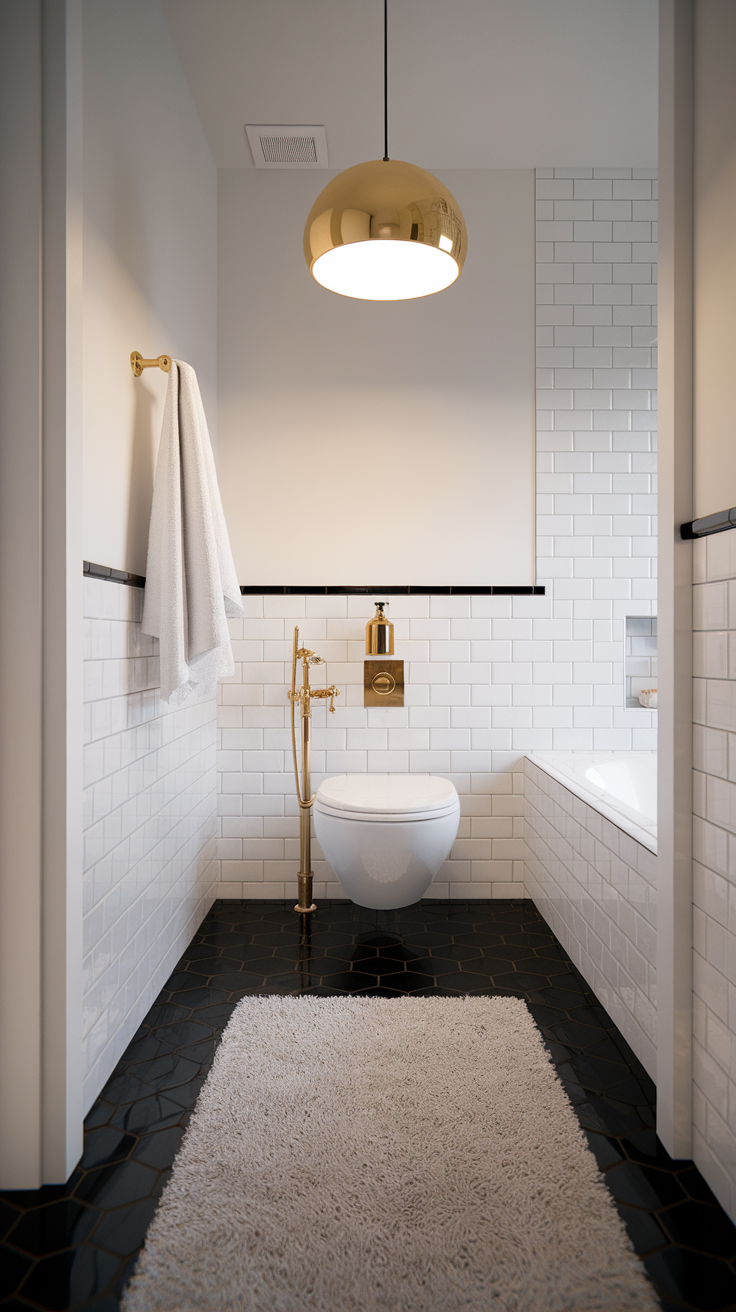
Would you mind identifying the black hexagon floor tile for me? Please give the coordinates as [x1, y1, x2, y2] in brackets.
[1, 897, 734, 1311]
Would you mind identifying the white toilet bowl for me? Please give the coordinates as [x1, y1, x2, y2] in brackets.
[314, 774, 460, 911]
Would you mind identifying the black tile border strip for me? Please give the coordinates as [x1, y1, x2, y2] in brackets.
[238, 585, 546, 596]
[84, 560, 146, 588]
[82, 564, 544, 596]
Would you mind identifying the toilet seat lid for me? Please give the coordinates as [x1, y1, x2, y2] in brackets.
[316, 774, 457, 816]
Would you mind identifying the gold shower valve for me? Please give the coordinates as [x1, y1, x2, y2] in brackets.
[364, 660, 404, 707]
[312, 686, 340, 714]
[289, 684, 340, 715]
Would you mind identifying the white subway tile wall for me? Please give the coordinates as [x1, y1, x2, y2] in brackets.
[524, 757, 657, 1077]
[215, 166, 657, 905]
[217, 593, 528, 902]
[625, 615, 658, 707]
[536, 165, 658, 750]
[82, 577, 218, 1113]
[692, 531, 736, 1218]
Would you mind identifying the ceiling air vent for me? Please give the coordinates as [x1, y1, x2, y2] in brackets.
[245, 124, 328, 169]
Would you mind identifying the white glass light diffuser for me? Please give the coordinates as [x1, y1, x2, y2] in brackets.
[312, 239, 459, 301]
[304, 159, 467, 302]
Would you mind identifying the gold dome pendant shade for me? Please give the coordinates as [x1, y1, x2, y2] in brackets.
[303, 159, 467, 301]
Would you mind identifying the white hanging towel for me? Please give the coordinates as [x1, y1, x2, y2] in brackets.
[142, 360, 243, 704]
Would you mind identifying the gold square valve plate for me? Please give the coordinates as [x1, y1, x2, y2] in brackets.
[364, 660, 404, 707]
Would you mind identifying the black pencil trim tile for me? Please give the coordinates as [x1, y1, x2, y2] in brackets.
[81, 564, 545, 597]
[237, 585, 546, 595]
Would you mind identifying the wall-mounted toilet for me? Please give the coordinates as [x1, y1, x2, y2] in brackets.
[313, 774, 460, 910]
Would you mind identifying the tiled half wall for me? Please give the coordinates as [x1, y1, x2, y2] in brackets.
[217, 592, 528, 902]
[524, 756, 657, 1077]
[692, 531, 736, 1217]
[82, 578, 218, 1112]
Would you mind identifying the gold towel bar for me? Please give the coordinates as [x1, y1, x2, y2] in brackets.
[130, 351, 171, 376]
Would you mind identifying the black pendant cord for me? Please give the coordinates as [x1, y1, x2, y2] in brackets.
[383, 0, 389, 160]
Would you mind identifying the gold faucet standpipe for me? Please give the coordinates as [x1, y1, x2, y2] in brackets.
[288, 626, 339, 915]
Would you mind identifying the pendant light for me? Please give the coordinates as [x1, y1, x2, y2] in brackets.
[303, 0, 467, 301]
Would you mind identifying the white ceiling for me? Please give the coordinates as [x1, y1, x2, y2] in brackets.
[160, 0, 658, 172]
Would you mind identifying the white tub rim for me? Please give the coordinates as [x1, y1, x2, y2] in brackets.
[525, 750, 657, 855]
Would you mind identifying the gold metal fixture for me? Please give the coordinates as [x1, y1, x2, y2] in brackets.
[130, 351, 172, 376]
[288, 626, 340, 914]
[373, 669, 395, 696]
[302, 0, 466, 301]
[365, 601, 394, 656]
[304, 160, 466, 301]
[364, 659, 404, 707]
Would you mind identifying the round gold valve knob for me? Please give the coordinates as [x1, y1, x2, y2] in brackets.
[372, 670, 396, 696]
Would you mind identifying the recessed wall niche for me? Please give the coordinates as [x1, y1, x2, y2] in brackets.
[625, 616, 657, 708]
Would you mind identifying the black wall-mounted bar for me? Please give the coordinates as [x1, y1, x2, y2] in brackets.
[680, 508, 736, 540]
[84, 560, 146, 587]
[83, 563, 544, 596]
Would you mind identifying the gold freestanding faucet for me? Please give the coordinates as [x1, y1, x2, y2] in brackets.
[288, 626, 340, 915]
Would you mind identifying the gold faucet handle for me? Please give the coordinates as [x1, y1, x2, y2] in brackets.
[312, 685, 340, 713]
[297, 648, 324, 666]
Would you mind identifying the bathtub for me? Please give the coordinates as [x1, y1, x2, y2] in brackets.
[526, 751, 657, 853]
[524, 749, 658, 1076]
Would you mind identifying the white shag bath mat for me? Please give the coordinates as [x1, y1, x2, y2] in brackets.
[122, 995, 659, 1312]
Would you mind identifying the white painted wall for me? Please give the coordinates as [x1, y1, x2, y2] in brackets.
[0, 0, 46, 1189]
[693, 0, 736, 519]
[77, 0, 221, 1116]
[81, 0, 217, 576]
[162, 0, 658, 172]
[217, 167, 535, 587]
[1, 0, 86, 1189]
[657, 0, 694, 1168]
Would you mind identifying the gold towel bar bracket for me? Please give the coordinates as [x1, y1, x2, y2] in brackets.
[130, 351, 171, 377]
